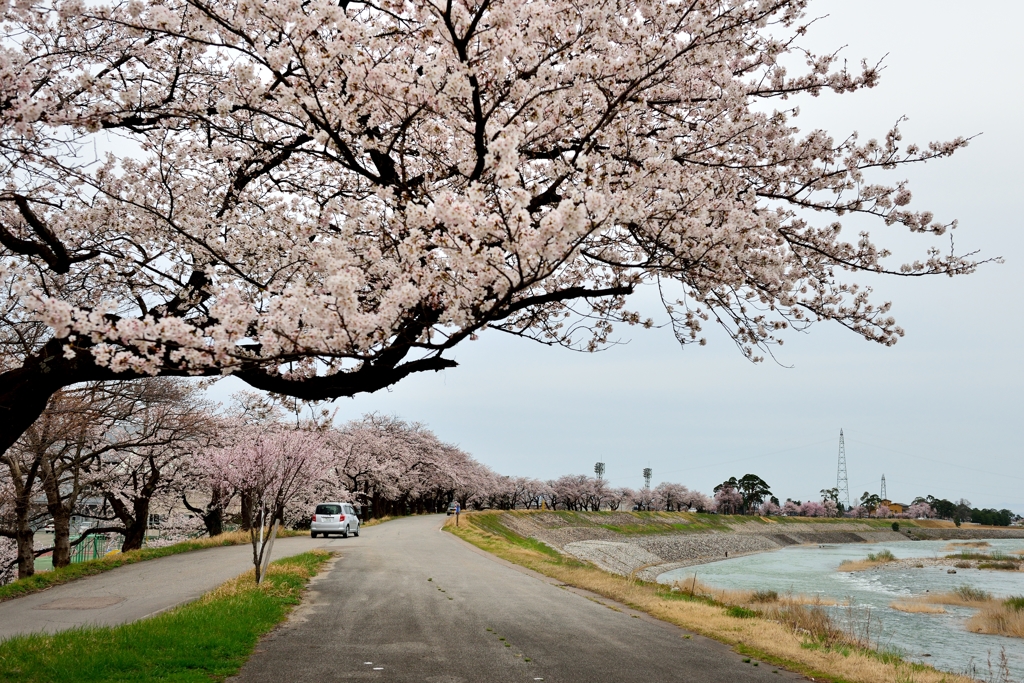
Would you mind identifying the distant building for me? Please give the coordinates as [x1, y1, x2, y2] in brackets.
[880, 499, 907, 515]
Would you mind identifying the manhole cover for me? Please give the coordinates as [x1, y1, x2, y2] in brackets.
[37, 596, 126, 610]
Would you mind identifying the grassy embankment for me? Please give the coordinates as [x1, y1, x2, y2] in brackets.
[0, 528, 307, 603]
[447, 511, 969, 683]
[512, 509, 915, 535]
[0, 549, 331, 682]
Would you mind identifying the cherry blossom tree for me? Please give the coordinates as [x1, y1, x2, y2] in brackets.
[782, 500, 801, 516]
[0, 0, 984, 462]
[90, 381, 218, 551]
[606, 487, 631, 512]
[799, 501, 826, 517]
[654, 482, 690, 512]
[822, 499, 839, 518]
[681, 490, 713, 513]
[845, 505, 868, 519]
[759, 500, 782, 516]
[904, 502, 933, 519]
[714, 487, 742, 515]
[207, 425, 328, 583]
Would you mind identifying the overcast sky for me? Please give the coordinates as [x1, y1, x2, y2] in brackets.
[213, 1, 1024, 511]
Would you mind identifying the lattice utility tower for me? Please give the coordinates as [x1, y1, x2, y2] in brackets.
[880, 474, 887, 501]
[594, 462, 606, 481]
[643, 467, 652, 490]
[836, 429, 850, 508]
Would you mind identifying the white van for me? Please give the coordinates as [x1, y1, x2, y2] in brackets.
[310, 502, 361, 538]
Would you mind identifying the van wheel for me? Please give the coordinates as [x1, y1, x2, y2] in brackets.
[353, 527, 359, 537]
[342, 526, 349, 538]
[311, 532, 318, 538]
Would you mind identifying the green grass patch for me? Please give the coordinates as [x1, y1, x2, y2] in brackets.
[1005, 596, 1024, 612]
[468, 512, 562, 558]
[0, 549, 330, 682]
[866, 549, 896, 563]
[0, 530, 306, 604]
[726, 605, 759, 619]
[954, 585, 992, 602]
[978, 561, 1019, 571]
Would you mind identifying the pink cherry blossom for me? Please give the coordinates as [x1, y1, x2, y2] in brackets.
[0, 0, 985, 461]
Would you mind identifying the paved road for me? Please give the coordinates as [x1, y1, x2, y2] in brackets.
[230, 515, 804, 683]
[0, 535, 340, 640]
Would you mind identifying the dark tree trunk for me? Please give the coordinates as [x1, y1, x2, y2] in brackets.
[120, 497, 150, 552]
[15, 522, 35, 579]
[240, 491, 253, 531]
[50, 507, 72, 568]
[183, 489, 225, 537]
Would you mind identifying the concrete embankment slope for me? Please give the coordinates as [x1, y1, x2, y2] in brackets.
[494, 511, 1024, 581]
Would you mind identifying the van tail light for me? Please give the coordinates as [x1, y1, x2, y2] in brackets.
[339, 515, 346, 521]
[311, 514, 316, 522]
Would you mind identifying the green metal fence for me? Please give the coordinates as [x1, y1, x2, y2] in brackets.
[70, 535, 109, 563]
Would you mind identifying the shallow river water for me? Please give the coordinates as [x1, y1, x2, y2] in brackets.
[658, 538, 1024, 680]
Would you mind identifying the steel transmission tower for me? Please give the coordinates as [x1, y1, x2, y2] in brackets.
[594, 462, 606, 481]
[836, 430, 850, 508]
[880, 474, 887, 501]
[643, 467, 652, 490]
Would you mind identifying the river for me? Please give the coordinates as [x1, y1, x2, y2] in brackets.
[658, 538, 1024, 681]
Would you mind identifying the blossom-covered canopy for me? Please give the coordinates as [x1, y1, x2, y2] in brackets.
[0, 0, 978, 453]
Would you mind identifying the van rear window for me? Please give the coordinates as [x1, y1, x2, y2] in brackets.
[315, 504, 342, 515]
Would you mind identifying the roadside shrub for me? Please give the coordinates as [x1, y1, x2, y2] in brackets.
[726, 605, 758, 619]
[891, 522, 899, 532]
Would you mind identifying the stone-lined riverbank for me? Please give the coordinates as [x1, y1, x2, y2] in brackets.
[492, 511, 1024, 581]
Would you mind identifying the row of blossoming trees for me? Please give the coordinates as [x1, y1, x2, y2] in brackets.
[0, 379, 516, 583]
[0, 379, 972, 585]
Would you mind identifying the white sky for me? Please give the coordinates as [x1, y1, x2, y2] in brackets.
[212, 1, 1024, 511]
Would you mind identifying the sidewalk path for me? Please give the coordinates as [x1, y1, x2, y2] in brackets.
[0, 535, 342, 640]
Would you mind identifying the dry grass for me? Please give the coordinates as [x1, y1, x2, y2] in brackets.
[920, 585, 993, 606]
[201, 549, 330, 603]
[361, 516, 395, 528]
[673, 577, 838, 607]
[838, 549, 898, 573]
[448, 513, 973, 683]
[890, 602, 946, 614]
[943, 541, 991, 551]
[966, 598, 1024, 638]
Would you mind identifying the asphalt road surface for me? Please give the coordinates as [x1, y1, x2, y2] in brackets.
[0, 535, 333, 639]
[230, 515, 804, 683]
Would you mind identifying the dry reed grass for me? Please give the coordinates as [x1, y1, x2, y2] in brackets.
[889, 602, 946, 614]
[943, 541, 991, 551]
[966, 601, 1024, 638]
[450, 515, 974, 683]
[672, 577, 838, 607]
[921, 585, 992, 607]
[838, 550, 898, 573]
